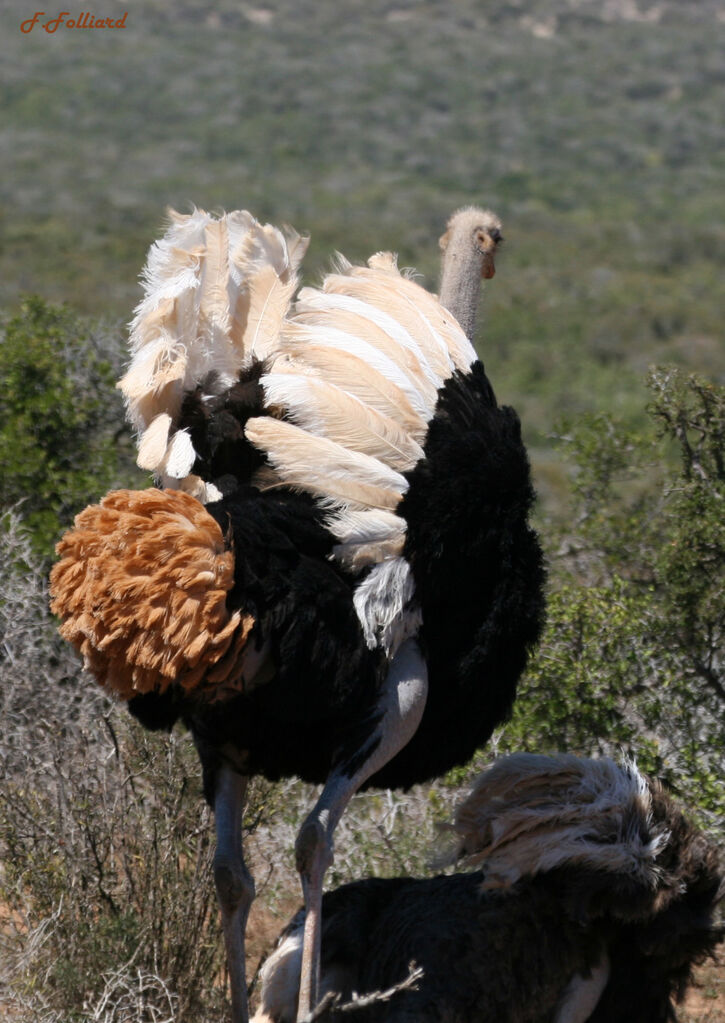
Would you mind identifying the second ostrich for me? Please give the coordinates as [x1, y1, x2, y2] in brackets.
[50, 207, 545, 1022]
[255, 754, 724, 1023]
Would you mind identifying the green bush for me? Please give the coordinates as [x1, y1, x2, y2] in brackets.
[0, 297, 142, 561]
[499, 369, 725, 833]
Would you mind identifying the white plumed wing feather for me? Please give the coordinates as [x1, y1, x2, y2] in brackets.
[288, 320, 432, 423]
[326, 508, 407, 570]
[121, 209, 208, 435]
[269, 339, 426, 439]
[161, 428, 197, 480]
[119, 207, 308, 492]
[320, 261, 458, 379]
[363, 253, 477, 372]
[228, 216, 305, 364]
[137, 413, 172, 471]
[198, 217, 231, 340]
[292, 298, 441, 405]
[244, 266, 299, 364]
[260, 373, 425, 471]
[120, 330, 188, 433]
[245, 417, 407, 512]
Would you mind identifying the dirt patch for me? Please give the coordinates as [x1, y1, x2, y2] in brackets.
[246, 894, 303, 999]
[681, 947, 724, 1023]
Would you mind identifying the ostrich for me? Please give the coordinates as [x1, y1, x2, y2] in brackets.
[49, 206, 545, 1022]
[254, 753, 724, 1023]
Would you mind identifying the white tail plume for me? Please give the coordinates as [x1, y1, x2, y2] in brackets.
[448, 754, 668, 892]
[120, 207, 308, 490]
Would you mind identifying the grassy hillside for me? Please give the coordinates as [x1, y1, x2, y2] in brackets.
[2, 0, 724, 481]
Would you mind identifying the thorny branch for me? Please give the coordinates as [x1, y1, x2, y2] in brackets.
[302, 963, 424, 1021]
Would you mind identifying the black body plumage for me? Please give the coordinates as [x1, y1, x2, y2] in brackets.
[378, 361, 545, 787]
[179, 364, 267, 491]
[272, 852, 721, 1023]
[129, 358, 545, 798]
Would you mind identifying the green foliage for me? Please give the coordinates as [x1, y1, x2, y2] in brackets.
[0, 297, 142, 560]
[500, 369, 725, 832]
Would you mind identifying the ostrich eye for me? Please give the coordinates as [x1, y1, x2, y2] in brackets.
[475, 228, 503, 247]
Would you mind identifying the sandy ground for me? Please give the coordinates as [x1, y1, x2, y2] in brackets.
[681, 949, 725, 1023]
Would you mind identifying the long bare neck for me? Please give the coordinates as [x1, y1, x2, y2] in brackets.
[439, 207, 501, 343]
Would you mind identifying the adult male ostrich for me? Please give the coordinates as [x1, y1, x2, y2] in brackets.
[50, 207, 545, 1022]
[254, 754, 724, 1023]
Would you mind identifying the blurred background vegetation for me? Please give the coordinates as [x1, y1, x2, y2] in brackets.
[0, 0, 722, 1019]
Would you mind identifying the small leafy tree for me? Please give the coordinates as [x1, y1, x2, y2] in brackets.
[0, 297, 141, 561]
[500, 369, 725, 833]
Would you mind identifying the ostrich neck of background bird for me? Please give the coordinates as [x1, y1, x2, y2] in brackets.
[438, 208, 499, 343]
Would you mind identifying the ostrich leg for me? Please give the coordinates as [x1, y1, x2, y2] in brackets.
[214, 766, 254, 1023]
[294, 638, 428, 1021]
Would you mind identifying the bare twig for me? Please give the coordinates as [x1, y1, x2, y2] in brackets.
[302, 963, 424, 1021]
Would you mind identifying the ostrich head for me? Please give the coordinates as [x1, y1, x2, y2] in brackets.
[438, 206, 503, 342]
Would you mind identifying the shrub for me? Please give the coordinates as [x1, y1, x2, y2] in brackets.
[0, 298, 142, 562]
[499, 369, 725, 834]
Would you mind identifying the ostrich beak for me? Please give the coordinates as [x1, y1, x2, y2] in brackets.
[476, 227, 500, 279]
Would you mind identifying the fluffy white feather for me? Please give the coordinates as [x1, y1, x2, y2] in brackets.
[281, 320, 432, 423]
[294, 290, 444, 398]
[161, 428, 197, 480]
[269, 340, 426, 440]
[176, 473, 223, 504]
[137, 413, 172, 471]
[327, 508, 407, 570]
[352, 557, 422, 656]
[363, 254, 477, 372]
[120, 208, 307, 492]
[245, 267, 299, 364]
[245, 417, 408, 512]
[198, 217, 232, 339]
[260, 373, 425, 471]
[321, 266, 454, 379]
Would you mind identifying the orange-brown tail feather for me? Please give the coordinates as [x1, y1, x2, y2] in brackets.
[50, 489, 254, 701]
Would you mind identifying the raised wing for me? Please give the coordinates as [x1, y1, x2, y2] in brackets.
[118, 211, 481, 655]
[119, 207, 307, 500]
